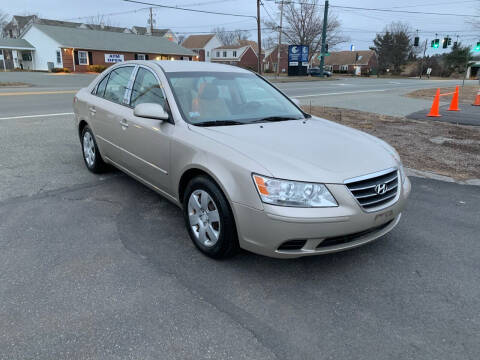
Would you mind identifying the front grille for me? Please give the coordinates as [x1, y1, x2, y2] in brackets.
[316, 220, 394, 248]
[345, 169, 399, 211]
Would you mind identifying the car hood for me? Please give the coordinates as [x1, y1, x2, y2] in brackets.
[189, 117, 399, 184]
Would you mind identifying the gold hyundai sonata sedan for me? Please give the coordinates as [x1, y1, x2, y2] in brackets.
[73, 60, 411, 259]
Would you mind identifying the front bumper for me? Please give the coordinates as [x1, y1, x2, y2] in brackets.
[232, 176, 411, 258]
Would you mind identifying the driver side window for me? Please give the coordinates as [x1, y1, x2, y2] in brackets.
[130, 68, 165, 108]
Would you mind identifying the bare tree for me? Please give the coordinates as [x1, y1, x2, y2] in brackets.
[212, 27, 250, 46]
[264, 0, 347, 60]
[0, 10, 9, 37]
[85, 14, 115, 27]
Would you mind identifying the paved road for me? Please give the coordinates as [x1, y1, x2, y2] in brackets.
[0, 73, 479, 359]
[1, 72, 477, 117]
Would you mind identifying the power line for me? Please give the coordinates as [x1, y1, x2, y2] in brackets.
[123, 0, 256, 18]
[331, 5, 477, 18]
[65, 0, 231, 21]
[264, 0, 477, 18]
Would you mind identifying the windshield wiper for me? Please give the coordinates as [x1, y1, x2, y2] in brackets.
[250, 116, 303, 123]
[194, 120, 244, 127]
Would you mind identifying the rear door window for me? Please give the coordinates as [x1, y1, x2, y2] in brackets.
[103, 66, 134, 105]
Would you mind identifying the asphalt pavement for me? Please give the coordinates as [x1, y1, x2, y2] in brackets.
[1, 72, 479, 359]
[407, 104, 480, 126]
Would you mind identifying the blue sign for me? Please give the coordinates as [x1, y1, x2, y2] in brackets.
[288, 45, 309, 63]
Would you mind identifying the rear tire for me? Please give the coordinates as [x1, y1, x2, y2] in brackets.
[81, 125, 107, 173]
[183, 176, 239, 259]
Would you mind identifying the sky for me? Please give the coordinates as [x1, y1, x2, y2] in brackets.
[1, 0, 479, 54]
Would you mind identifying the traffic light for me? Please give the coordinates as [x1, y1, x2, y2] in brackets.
[453, 41, 458, 47]
[443, 38, 448, 49]
[448, 38, 452, 46]
[325, 43, 329, 54]
[432, 39, 440, 49]
[475, 42, 480, 52]
[414, 37, 419, 47]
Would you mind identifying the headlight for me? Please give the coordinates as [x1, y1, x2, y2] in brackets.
[253, 174, 338, 208]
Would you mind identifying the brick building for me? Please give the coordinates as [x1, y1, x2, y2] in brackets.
[263, 44, 289, 74]
[211, 42, 263, 72]
[19, 23, 194, 72]
[311, 50, 378, 75]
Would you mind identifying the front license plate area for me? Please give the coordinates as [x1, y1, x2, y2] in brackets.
[374, 210, 394, 224]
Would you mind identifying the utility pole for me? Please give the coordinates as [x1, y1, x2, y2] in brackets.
[149, 7, 154, 34]
[257, 0, 262, 74]
[420, 39, 428, 79]
[276, 0, 284, 78]
[319, 0, 329, 77]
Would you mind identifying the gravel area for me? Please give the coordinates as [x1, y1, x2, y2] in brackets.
[305, 106, 480, 181]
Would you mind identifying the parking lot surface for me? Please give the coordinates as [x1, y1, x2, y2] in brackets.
[1, 74, 479, 359]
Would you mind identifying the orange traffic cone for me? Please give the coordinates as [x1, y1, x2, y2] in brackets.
[428, 88, 441, 117]
[473, 89, 480, 106]
[448, 86, 460, 111]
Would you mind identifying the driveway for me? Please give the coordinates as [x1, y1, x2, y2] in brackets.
[0, 74, 479, 359]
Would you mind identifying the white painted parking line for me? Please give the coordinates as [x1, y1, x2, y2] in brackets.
[389, 81, 403, 85]
[0, 112, 74, 121]
[292, 89, 388, 98]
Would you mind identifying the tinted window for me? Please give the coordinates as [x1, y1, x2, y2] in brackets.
[104, 67, 134, 104]
[130, 68, 165, 108]
[95, 74, 109, 97]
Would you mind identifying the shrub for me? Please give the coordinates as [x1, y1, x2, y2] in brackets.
[88, 65, 107, 73]
[51, 67, 70, 73]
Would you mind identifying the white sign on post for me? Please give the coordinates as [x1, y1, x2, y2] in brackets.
[104, 54, 125, 63]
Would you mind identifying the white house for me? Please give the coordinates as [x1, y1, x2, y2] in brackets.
[181, 34, 222, 62]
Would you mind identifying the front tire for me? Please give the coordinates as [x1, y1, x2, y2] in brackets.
[183, 176, 239, 259]
[81, 125, 106, 173]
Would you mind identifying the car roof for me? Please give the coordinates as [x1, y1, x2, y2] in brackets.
[152, 60, 251, 73]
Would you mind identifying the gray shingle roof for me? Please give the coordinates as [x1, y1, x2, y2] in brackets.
[32, 24, 193, 56]
[0, 38, 35, 49]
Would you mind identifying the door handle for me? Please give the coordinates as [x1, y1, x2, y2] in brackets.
[120, 119, 129, 128]
[89, 107, 96, 114]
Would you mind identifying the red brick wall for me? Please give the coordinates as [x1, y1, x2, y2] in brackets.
[238, 47, 260, 72]
[264, 45, 288, 73]
[61, 48, 190, 72]
[198, 49, 205, 62]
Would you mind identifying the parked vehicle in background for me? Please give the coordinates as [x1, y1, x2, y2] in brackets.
[73, 61, 410, 259]
[308, 67, 332, 77]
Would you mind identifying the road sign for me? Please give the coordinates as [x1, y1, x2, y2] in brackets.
[317, 53, 330, 60]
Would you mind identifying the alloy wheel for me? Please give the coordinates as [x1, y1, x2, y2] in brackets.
[83, 131, 96, 168]
[187, 190, 221, 247]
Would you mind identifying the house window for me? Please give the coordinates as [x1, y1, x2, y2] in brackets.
[9, 29, 13, 38]
[136, 54, 146, 60]
[223, 51, 227, 57]
[340, 65, 348, 71]
[78, 51, 88, 65]
[216, 51, 220, 57]
[233, 51, 237, 57]
[207, 51, 209, 57]
[56, 50, 61, 64]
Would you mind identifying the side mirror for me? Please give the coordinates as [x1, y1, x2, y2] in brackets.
[134, 103, 169, 121]
[291, 98, 300, 106]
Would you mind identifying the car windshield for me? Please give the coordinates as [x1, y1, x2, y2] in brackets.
[166, 71, 306, 126]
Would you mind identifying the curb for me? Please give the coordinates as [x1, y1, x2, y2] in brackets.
[405, 168, 480, 186]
